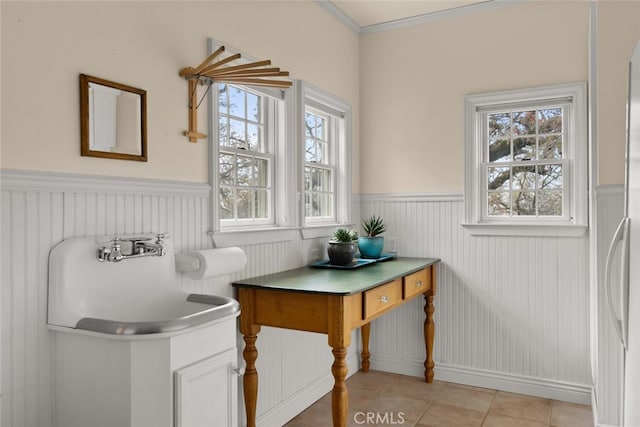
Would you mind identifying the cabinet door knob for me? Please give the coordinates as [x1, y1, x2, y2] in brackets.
[415, 280, 423, 287]
[233, 366, 245, 377]
[380, 295, 388, 303]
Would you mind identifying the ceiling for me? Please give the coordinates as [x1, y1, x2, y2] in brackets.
[329, 0, 490, 29]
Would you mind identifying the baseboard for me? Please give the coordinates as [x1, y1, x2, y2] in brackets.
[253, 353, 360, 427]
[369, 354, 592, 405]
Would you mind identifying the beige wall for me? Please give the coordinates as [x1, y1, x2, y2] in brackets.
[597, 0, 640, 186]
[1, 1, 360, 188]
[359, 1, 589, 194]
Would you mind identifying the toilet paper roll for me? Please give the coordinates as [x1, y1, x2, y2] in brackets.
[186, 247, 247, 279]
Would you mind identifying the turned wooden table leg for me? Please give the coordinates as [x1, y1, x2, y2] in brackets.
[361, 322, 371, 372]
[424, 292, 435, 383]
[238, 289, 261, 427]
[328, 295, 351, 427]
[331, 346, 349, 427]
[242, 331, 260, 427]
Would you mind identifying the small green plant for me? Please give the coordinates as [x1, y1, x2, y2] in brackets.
[361, 215, 387, 237]
[331, 227, 358, 243]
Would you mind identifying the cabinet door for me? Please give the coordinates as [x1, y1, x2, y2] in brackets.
[174, 348, 238, 427]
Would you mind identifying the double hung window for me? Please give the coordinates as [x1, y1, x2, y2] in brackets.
[208, 45, 352, 245]
[464, 83, 587, 236]
[218, 84, 273, 226]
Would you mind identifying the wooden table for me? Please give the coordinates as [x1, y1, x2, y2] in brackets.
[232, 257, 440, 427]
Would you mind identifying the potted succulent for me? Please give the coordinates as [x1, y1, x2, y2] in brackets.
[328, 227, 358, 265]
[358, 215, 387, 259]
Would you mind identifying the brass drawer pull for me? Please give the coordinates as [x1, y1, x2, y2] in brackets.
[415, 280, 423, 287]
[380, 295, 389, 303]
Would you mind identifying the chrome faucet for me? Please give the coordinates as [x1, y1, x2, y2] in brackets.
[97, 234, 167, 262]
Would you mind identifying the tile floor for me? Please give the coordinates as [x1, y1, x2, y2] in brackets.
[284, 370, 593, 427]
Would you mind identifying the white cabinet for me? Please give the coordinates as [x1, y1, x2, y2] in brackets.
[52, 313, 239, 427]
[175, 348, 238, 427]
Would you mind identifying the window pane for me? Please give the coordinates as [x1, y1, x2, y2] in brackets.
[488, 138, 511, 162]
[247, 92, 259, 122]
[236, 155, 253, 186]
[538, 164, 563, 189]
[316, 115, 326, 140]
[230, 119, 246, 148]
[304, 166, 311, 191]
[306, 138, 319, 162]
[488, 166, 510, 191]
[219, 154, 234, 185]
[218, 84, 228, 114]
[514, 137, 535, 161]
[305, 113, 315, 137]
[512, 166, 536, 190]
[255, 158, 268, 187]
[219, 187, 233, 219]
[512, 191, 536, 215]
[311, 193, 320, 216]
[247, 123, 260, 151]
[236, 189, 251, 219]
[488, 112, 511, 137]
[319, 193, 332, 216]
[218, 117, 229, 147]
[319, 142, 328, 164]
[538, 135, 562, 159]
[229, 86, 245, 118]
[488, 192, 510, 216]
[255, 190, 269, 219]
[304, 192, 312, 217]
[512, 110, 536, 135]
[538, 190, 563, 216]
[538, 108, 562, 134]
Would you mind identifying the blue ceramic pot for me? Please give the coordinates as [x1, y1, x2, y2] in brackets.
[358, 236, 384, 259]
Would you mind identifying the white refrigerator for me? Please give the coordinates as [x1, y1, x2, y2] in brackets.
[603, 40, 640, 427]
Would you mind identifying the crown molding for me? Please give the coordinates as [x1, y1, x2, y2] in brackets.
[314, 0, 360, 34]
[317, 0, 524, 35]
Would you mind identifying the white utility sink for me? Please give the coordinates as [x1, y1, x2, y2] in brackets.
[47, 235, 239, 336]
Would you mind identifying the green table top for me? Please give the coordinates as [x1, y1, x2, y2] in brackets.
[232, 257, 440, 295]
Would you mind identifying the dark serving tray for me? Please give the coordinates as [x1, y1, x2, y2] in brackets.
[311, 253, 396, 269]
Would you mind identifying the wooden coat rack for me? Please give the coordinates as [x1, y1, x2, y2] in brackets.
[179, 46, 292, 142]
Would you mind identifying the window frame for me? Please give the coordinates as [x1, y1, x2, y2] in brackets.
[463, 83, 588, 237]
[217, 84, 275, 227]
[298, 81, 352, 238]
[207, 41, 352, 246]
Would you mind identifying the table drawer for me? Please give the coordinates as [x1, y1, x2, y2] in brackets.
[403, 268, 431, 299]
[364, 279, 402, 319]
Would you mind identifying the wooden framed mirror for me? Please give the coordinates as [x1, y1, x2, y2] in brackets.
[80, 74, 147, 161]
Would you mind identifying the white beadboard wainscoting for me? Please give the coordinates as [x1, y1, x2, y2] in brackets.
[2, 169, 610, 427]
[0, 169, 359, 427]
[359, 193, 593, 404]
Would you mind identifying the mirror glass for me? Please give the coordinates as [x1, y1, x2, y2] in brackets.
[80, 74, 147, 161]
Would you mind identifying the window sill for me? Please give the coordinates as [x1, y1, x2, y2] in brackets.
[461, 223, 588, 237]
[210, 227, 299, 247]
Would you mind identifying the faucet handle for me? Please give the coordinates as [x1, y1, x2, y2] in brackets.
[155, 233, 169, 243]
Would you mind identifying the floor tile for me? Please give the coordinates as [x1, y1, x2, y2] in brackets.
[483, 414, 548, 427]
[369, 394, 432, 422]
[549, 401, 593, 426]
[416, 401, 486, 426]
[435, 383, 496, 412]
[347, 370, 398, 393]
[489, 391, 551, 424]
[284, 370, 594, 427]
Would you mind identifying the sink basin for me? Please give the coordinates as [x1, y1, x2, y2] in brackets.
[75, 293, 238, 335]
[48, 236, 239, 336]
